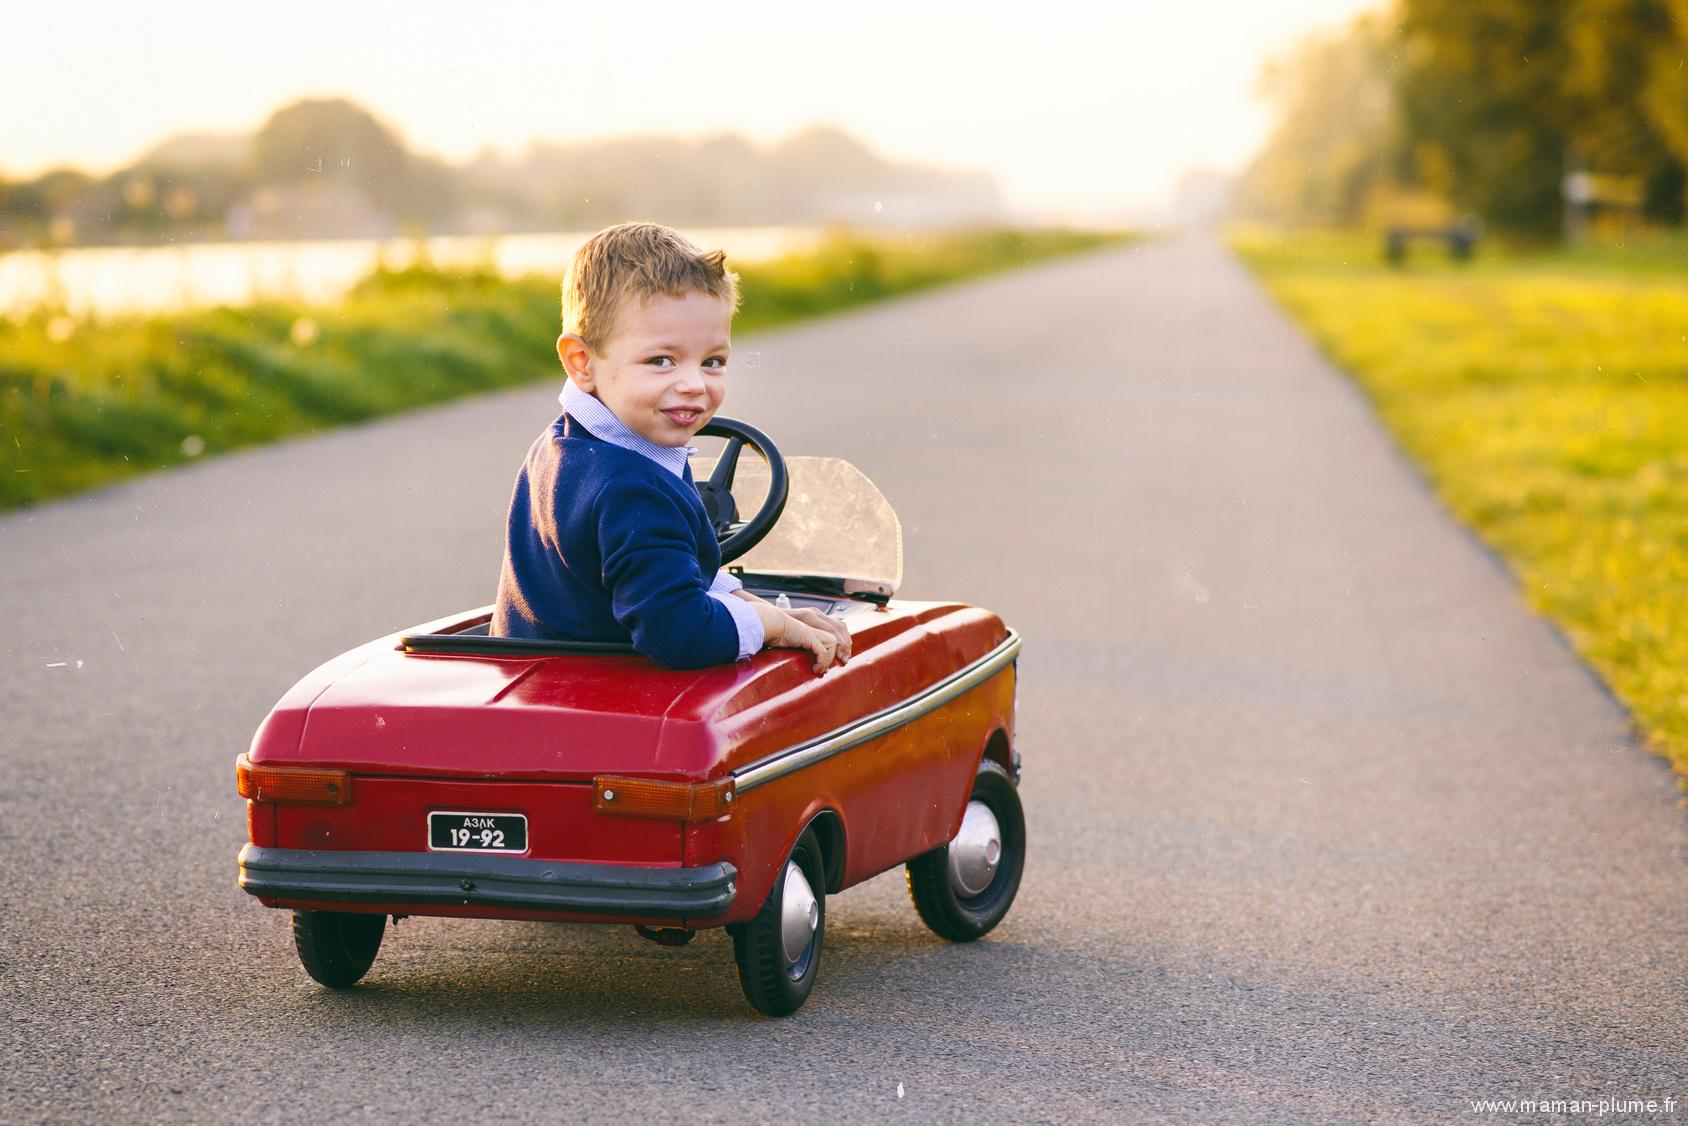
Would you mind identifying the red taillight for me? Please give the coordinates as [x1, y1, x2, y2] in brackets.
[593, 775, 734, 821]
[235, 754, 353, 806]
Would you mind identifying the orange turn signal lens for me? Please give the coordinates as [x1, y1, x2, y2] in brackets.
[235, 754, 353, 806]
[593, 775, 735, 821]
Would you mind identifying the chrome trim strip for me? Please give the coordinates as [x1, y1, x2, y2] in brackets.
[733, 627, 1021, 793]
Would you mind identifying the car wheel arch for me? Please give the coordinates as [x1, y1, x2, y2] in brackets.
[804, 808, 846, 893]
[940, 728, 1016, 842]
[980, 727, 1013, 780]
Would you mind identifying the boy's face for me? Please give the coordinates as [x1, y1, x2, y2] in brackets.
[558, 290, 732, 447]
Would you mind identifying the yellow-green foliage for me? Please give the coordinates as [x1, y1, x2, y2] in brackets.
[1232, 226, 1688, 787]
[0, 226, 1130, 512]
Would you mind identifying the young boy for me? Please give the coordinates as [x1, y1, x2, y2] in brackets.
[492, 222, 850, 675]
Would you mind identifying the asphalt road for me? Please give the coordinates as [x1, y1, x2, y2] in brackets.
[3, 233, 1684, 1123]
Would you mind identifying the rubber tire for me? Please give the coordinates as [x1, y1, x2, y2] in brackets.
[292, 909, 385, 989]
[906, 759, 1025, 942]
[728, 827, 825, 1016]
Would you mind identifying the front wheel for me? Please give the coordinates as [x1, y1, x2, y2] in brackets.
[906, 758, 1025, 941]
[728, 827, 825, 1016]
[292, 909, 385, 988]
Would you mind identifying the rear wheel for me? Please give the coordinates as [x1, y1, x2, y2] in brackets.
[906, 759, 1025, 941]
[292, 909, 385, 988]
[728, 827, 825, 1016]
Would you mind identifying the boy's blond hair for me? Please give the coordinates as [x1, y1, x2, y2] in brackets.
[562, 222, 742, 351]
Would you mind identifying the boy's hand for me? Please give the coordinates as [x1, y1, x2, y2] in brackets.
[749, 602, 850, 675]
[785, 607, 852, 668]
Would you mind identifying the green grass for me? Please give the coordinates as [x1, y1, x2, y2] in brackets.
[0, 225, 1131, 511]
[1231, 225, 1688, 789]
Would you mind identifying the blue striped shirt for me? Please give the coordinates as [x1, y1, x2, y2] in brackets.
[559, 381, 764, 658]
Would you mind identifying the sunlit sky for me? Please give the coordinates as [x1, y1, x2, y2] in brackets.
[3, 0, 1380, 218]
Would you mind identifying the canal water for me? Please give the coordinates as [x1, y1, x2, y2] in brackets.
[0, 226, 827, 319]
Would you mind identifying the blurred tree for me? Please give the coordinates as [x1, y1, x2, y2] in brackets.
[1396, 0, 1573, 235]
[1235, 12, 1408, 226]
[0, 174, 46, 225]
[1638, 0, 1688, 218]
[251, 97, 460, 225]
[27, 168, 98, 245]
[1564, 0, 1685, 221]
[1398, 0, 1685, 233]
[31, 168, 95, 212]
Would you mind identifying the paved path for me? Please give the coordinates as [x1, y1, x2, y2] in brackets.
[3, 233, 1683, 1122]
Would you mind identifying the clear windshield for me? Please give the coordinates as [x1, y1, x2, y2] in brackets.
[687, 452, 903, 598]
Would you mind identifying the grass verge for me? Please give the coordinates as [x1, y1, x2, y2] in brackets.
[0, 225, 1130, 512]
[1231, 225, 1688, 789]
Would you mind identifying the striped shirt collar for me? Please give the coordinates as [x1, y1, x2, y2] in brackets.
[559, 380, 696, 479]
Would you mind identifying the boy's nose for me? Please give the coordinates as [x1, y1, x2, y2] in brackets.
[674, 366, 707, 391]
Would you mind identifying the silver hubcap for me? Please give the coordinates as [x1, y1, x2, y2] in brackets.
[780, 860, 819, 963]
[948, 800, 1002, 897]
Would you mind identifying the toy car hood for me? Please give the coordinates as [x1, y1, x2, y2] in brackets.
[247, 599, 1011, 782]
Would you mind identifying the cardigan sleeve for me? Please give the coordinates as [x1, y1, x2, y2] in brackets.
[595, 476, 743, 669]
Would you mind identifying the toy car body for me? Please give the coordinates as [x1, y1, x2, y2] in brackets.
[236, 422, 1024, 1014]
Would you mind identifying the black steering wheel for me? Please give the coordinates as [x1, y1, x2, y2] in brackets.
[692, 417, 788, 564]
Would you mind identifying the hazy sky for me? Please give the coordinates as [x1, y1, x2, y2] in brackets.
[3, 0, 1379, 217]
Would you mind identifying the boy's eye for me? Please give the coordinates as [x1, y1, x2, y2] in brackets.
[644, 355, 727, 370]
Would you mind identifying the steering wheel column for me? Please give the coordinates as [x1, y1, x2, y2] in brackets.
[693, 417, 789, 564]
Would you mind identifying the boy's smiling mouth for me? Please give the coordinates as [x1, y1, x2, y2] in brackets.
[662, 408, 704, 426]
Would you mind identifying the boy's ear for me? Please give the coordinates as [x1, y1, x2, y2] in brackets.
[557, 333, 594, 390]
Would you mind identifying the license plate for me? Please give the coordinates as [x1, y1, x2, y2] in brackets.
[428, 811, 528, 854]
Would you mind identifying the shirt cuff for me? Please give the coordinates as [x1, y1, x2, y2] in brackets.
[707, 590, 764, 659]
[707, 568, 743, 595]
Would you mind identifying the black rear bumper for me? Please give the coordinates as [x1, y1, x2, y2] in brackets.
[237, 845, 737, 918]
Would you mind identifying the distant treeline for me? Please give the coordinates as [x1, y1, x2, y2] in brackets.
[0, 98, 1002, 251]
[1238, 2, 1688, 237]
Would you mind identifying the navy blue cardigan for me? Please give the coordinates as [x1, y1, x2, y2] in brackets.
[491, 414, 740, 669]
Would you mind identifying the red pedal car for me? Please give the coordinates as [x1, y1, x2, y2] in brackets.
[236, 420, 1024, 1015]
